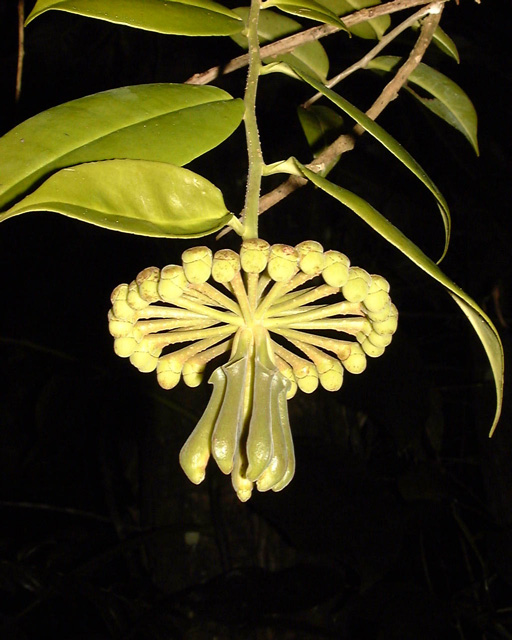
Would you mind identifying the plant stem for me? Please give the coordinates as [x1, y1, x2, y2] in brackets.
[242, 0, 264, 240]
[186, 0, 448, 86]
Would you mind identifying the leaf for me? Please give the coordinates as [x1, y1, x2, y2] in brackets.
[0, 84, 244, 211]
[262, 0, 348, 30]
[294, 161, 504, 437]
[316, 0, 390, 40]
[0, 160, 233, 238]
[25, 0, 243, 37]
[264, 61, 451, 261]
[368, 56, 478, 154]
[412, 23, 460, 62]
[231, 8, 329, 82]
[297, 105, 344, 155]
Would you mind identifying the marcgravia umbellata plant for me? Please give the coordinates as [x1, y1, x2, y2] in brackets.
[0, 0, 504, 501]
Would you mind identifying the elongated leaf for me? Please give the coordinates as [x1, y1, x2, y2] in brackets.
[26, 0, 243, 36]
[297, 105, 344, 155]
[368, 56, 478, 154]
[264, 61, 451, 260]
[294, 161, 503, 437]
[316, 0, 390, 40]
[0, 84, 244, 211]
[263, 0, 348, 30]
[232, 8, 329, 81]
[430, 25, 460, 62]
[0, 160, 233, 238]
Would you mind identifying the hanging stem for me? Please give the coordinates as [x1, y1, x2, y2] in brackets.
[241, 0, 264, 240]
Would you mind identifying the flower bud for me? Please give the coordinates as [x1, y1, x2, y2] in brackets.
[129, 342, 161, 373]
[111, 284, 137, 322]
[322, 250, 350, 287]
[342, 343, 367, 374]
[295, 240, 325, 275]
[136, 267, 161, 302]
[127, 280, 149, 310]
[267, 244, 299, 282]
[372, 303, 398, 335]
[182, 246, 213, 284]
[182, 359, 205, 387]
[108, 309, 134, 338]
[113, 336, 138, 358]
[317, 356, 344, 391]
[211, 249, 241, 283]
[363, 275, 391, 312]
[342, 267, 372, 302]
[360, 338, 385, 358]
[240, 238, 270, 273]
[158, 265, 188, 302]
[156, 355, 183, 389]
[294, 360, 319, 393]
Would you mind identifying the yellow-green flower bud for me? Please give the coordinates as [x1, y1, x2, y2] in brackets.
[342, 343, 367, 374]
[111, 284, 137, 322]
[372, 303, 398, 335]
[295, 240, 325, 275]
[211, 249, 241, 283]
[275, 357, 297, 399]
[267, 244, 299, 282]
[127, 281, 149, 310]
[182, 246, 213, 284]
[294, 360, 319, 393]
[366, 301, 392, 323]
[360, 338, 385, 358]
[317, 356, 344, 392]
[182, 359, 204, 387]
[156, 355, 183, 390]
[341, 267, 372, 302]
[322, 250, 350, 287]
[240, 238, 270, 274]
[113, 336, 138, 358]
[136, 267, 161, 302]
[129, 342, 161, 373]
[363, 275, 391, 313]
[108, 309, 134, 338]
[158, 265, 188, 302]
[367, 330, 392, 348]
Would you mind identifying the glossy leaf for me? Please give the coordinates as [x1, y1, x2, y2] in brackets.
[262, 0, 348, 30]
[316, 0, 390, 39]
[430, 25, 460, 63]
[232, 8, 329, 81]
[0, 84, 244, 210]
[26, 0, 243, 36]
[294, 161, 504, 437]
[264, 61, 451, 260]
[297, 105, 344, 155]
[368, 56, 478, 154]
[1, 160, 233, 238]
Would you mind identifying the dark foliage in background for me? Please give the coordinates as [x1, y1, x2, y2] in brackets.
[0, 1, 511, 638]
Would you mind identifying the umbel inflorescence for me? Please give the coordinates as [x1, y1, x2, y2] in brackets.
[108, 240, 398, 501]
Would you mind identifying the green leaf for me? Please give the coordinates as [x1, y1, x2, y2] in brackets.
[412, 23, 459, 62]
[262, 0, 348, 30]
[232, 8, 329, 82]
[368, 56, 478, 154]
[265, 61, 451, 261]
[26, 0, 243, 36]
[0, 160, 233, 238]
[294, 161, 504, 437]
[0, 84, 244, 211]
[297, 105, 344, 156]
[316, 0, 390, 40]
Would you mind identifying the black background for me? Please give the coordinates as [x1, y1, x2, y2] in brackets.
[1, 1, 512, 638]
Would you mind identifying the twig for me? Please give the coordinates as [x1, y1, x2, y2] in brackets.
[15, 0, 25, 102]
[186, 0, 447, 85]
[303, 2, 439, 109]
[217, 2, 444, 240]
[262, 6, 443, 215]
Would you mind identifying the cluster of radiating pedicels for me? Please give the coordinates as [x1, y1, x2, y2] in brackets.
[108, 240, 398, 501]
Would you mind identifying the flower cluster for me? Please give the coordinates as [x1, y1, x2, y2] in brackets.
[108, 240, 398, 501]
